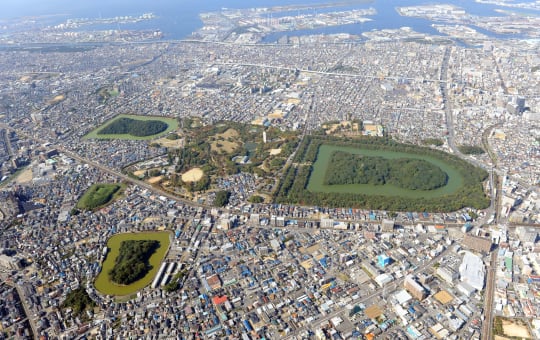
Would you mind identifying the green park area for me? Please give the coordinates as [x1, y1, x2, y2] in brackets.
[275, 136, 489, 212]
[76, 183, 124, 211]
[94, 232, 170, 296]
[154, 119, 299, 193]
[97, 86, 120, 103]
[61, 286, 96, 319]
[84, 114, 178, 140]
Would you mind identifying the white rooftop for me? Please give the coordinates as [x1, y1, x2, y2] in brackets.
[395, 289, 413, 305]
[459, 251, 485, 291]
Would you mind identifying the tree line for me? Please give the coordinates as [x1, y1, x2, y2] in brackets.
[458, 144, 485, 155]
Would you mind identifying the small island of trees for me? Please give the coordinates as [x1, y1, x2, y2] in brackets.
[324, 151, 448, 190]
[248, 195, 265, 203]
[76, 183, 122, 211]
[108, 240, 160, 285]
[98, 117, 168, 137]
[61, 286, 96, 318]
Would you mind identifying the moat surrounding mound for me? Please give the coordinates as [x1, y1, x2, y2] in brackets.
[324, 151, 448, 190]
[275, 135, 489, 212]
[95, 232, 170, 296]
[84, 114, 178, 140]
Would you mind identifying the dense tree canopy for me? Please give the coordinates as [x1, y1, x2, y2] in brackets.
[458, 144, 485, 155]
[422, 138, 444, 146]
[77, 183, 121, 210]
[98, 117, 168, 137]
[214, 190, 231, 207]
[275, 135, 490, 212]
[324, 151, 448, 190]
[248, 195, 265, 203]
[62, 286, 96, 317]
[108, 240, 160, 285]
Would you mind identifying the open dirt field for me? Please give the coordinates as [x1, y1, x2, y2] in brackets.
[48, 94, 65, 105]
[155, 137, 184, 148]
[269, 148, 282, 155]
[15, 168, 33, 184]
[268, 110, 283, 119]
[324, 121, 355, 134]
[148, 176, 163, 184]
[142, 217, 160, 224]
[181, 168, 204, 182]
[502, 319, 531, 339]
[133, 170, 146, 177]
[210, 128, 239, 154]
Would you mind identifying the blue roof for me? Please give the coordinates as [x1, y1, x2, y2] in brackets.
[406, 326, 421, 339]
[243, 320, 253, 332]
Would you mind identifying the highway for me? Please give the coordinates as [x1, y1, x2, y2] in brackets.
[440, 46, 459, 156]
[1, 128, 14, 158]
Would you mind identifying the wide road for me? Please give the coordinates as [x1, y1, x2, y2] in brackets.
[482, 251, 498, 340]
[1, 128, 14, 158]
[11, 283, 38, 340]
[440, 46, 459, 156]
